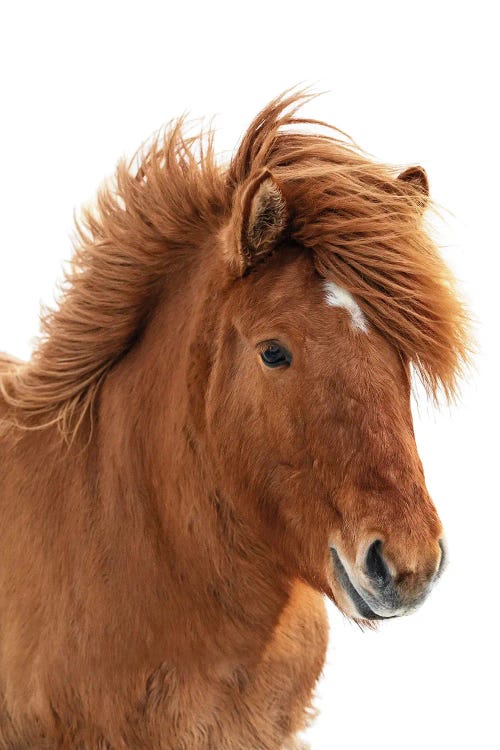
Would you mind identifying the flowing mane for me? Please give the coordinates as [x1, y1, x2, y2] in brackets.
[1, 91, 469, 437]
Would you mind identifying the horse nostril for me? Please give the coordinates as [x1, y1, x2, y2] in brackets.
[365, 540, 392, 588]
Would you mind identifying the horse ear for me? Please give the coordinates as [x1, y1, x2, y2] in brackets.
[397, 166, 429, 208]
[224, 169, 287, 276]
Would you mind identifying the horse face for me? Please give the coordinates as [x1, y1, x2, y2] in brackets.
[208, 245, 444, 621]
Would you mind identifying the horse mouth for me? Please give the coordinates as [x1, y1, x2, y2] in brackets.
[329, 547, 394, 621]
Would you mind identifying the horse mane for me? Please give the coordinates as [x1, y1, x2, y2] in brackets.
[1, 91, 470, 438]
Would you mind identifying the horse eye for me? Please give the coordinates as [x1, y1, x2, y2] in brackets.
[260, 342, 292, 369]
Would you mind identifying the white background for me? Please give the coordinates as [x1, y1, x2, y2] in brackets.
[0, 2, 498, 749]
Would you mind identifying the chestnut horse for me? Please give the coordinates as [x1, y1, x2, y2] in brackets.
[0, 93, 468, 749]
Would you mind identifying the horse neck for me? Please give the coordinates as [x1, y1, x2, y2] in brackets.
[92, 257, 291, 663]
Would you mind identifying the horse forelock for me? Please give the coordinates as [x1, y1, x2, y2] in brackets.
[0, 90, 471, 439]
[228, 91, 471, 401]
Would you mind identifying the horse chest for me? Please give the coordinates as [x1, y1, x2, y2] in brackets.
[139, 582, 328, 750]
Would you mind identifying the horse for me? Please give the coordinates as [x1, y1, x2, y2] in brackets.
[0, 92, 469, 749]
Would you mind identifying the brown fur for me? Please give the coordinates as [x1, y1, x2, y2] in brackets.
[0, 92, 469, 749]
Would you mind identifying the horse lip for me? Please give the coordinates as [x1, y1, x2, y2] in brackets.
[329, 547, 395, 621]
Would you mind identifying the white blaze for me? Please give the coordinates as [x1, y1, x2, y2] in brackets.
[324, 280, 368, 333]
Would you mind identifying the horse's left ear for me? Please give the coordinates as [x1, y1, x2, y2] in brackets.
[223, 169, 287, 276]
[397, 166, 429, 207]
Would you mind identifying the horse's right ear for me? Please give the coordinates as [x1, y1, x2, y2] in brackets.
[222, 169, 287, 277]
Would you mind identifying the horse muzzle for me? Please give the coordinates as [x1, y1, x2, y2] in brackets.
[329, 539, 446, 620]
